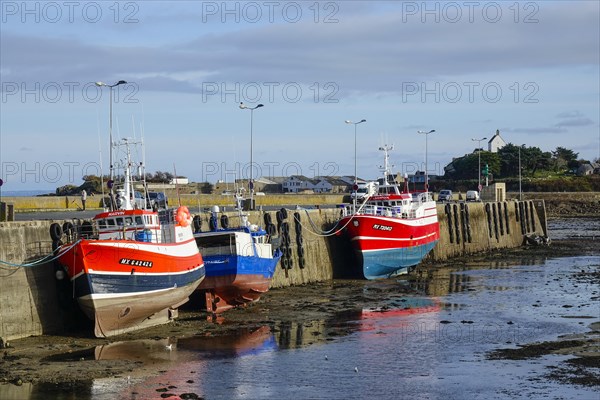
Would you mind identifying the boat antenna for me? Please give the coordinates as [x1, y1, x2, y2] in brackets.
[173, 163, 181, 206]
[96, 110, 107, 209]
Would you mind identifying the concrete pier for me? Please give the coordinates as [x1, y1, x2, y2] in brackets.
[0, 200, 546, 341]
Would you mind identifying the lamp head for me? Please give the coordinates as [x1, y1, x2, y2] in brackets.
[239, 102, 247, 109]
[345, 120, 352, 124]
[95, 82, 105, 87]
[116, 80, 127, 85]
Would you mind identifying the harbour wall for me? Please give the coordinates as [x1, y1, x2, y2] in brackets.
[0, 200, 546, 341]
[2, 191, 596, 212]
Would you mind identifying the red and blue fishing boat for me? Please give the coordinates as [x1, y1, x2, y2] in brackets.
[338, 145, 439, 279]
[53, 138, 205, 337]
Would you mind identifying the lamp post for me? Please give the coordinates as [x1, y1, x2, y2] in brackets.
[345, 119, 366, 211]
[518, 145, 522, 201]
[95, 80, 127, 208]
[417, 129, 435, 191]
[471, 137, 487, 192]
[239, 102, 264, 209]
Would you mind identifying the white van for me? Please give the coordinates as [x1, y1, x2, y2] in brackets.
[466, 190, 480, 202]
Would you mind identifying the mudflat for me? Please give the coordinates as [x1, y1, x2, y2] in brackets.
[1, 236, 598, 389]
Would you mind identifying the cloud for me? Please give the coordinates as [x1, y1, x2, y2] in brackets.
[501, 127, 568, 135]
[555, 118, 594, 128]
[556, 111, 583, 119]
[1, 2, 598, 97]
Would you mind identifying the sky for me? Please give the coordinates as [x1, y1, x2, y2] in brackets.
[1, 0, 599, 191]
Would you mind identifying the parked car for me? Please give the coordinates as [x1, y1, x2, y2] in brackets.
[438, 189, 453, 202]
[148, 191, 168, 210]
[466, 190, 480, 202]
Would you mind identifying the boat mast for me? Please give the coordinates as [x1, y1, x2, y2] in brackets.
[95, 80, 127, 211]
[123, 138, 133, 210]
[378, 144, 394, 185]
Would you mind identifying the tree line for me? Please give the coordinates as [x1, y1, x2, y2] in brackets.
[444, 144, 591, 181]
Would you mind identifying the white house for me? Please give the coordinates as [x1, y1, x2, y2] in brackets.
[488, 129, 506, 153]
[282, 175, 318, 193]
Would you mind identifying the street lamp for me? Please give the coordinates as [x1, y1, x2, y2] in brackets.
[519, 145, 523, 201]
[239, 102, 264, 209]
[471, 137, 487, 192]
[345, 119, 366, 211]
[96, 80, 127, 208]
[417, 129, 435, 191]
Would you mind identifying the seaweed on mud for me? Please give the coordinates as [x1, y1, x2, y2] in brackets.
[487, 340, 587, 360]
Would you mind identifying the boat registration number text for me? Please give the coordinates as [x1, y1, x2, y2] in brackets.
[119, 258, 153, 268]
[372, 224, 393, 231]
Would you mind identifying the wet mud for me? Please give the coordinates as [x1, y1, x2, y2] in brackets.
[1, 235, 598, 393]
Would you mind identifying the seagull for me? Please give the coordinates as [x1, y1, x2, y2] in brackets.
[354, 367, 358, 373]
[165, 344, 173, 351]
[325, 355, 328, 360]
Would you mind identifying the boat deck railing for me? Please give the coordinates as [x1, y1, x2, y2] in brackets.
[358, 205, 417, 219]
[342, 191, 434, 219]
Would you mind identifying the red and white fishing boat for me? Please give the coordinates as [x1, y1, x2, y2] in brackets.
[52, 137, 205, 337]
[338, 145, 440, 279]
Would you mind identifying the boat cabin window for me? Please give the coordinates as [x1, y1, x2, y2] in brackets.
[135, 216, 143, 225]
[116, 217, 124, 226]
[98, 219, 107, 229]
[125, 217, 133, 226]
[107, 219, 115, 227]
[195, 233, 235, 248]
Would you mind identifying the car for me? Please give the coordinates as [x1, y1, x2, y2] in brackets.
[114, 189, 148, 209]
[466, 190, 480, 202]
[147, 191, 168, 210]
[438, 189, 453, 202]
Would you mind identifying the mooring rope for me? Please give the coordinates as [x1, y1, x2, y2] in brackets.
[0, 239, 82, 269]
[289, 193, 374, 238]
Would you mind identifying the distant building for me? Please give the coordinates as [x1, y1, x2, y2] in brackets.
[170, 178, 189, 185]
[576, 163, 596, 176]
[488, 129, 506, 153]
[313, 176, 353, 193]
[282, 175, 358, 193]
[282, 175, 318, 193]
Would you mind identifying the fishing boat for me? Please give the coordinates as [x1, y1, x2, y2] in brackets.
[193, 191, 282, 314]
[337, 145, 440, 279]
[52, 137, 205, 337]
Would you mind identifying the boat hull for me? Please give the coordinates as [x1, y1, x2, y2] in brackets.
[340, 213, 439, 280]
[58, 239, 205, 337]
[197, 253, 281, 313]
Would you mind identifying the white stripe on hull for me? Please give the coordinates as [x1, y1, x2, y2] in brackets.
[353, 230, 439, 245]
[87, 238, 200, 257]
[88, 263, 205, 277]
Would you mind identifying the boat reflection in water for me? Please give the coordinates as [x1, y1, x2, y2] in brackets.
[10, 295, 441, 400]
[358, 297, 441, 335]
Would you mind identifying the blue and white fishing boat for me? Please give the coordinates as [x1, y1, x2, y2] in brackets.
[193, 191, 282, 313]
